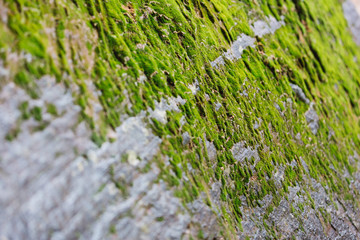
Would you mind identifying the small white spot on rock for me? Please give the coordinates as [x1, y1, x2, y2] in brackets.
[215, 102, 222, 111]
[204, 93, 210, 101]
[136, 43, 146, 50]
[188, 79, 200, 95]
[127, 150, 140, 166]
[179, 116, 187, 127]
[148, 96, 186, 124]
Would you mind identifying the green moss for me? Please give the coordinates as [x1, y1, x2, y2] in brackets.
[109, 225, 116, 234]
[46, 104, 58, 116]
[91, 132, 106, 147]
[155, 216, 165, 222]
[2, 0, 360, 237]
[30, 106, 42, 121]
[5, 128, 20, 141]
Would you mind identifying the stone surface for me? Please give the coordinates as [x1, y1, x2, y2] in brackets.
[343, 0, 360, 45]
[1, 0, 360, 239]
[250, 16, 285, 37]
[210, 16, 284, 68]
[305, 104, 320, 135]
[290, 83, 310, 104]
[0, 76, 210, 240]
[231, 142, 259, 167]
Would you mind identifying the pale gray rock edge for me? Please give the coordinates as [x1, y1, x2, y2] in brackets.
[210, 16, 285, 68]
[289, 83, 320, 134]
[290, 83, 310, 105]
[343, 0, 360, 45]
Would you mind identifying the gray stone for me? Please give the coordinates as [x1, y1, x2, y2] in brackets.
[305, 104, 320, 135]
[290, 83, 310, 104]
[205, 140, 217, 162]
[215, 102, 222, 111]
[231, 142, 259, 172]
[251, 16, 285, 37]
[148, 96, 186, 124]
[0, 76, 195, 240]
[210, 34, 256, 68]
[343, 0, 360, 45]
[182, 131, 191, 145]
[210, 15, 285, 68]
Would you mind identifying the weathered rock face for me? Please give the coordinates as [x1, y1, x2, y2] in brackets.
[1, 0, 360, 239]
[343, 0, 360, 45]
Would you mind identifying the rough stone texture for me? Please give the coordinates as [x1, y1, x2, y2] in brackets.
[250, 16, 285, 37]
[343, 0, 360, 45]
[210, 16, 284, 68]
[148, 96, 186, 124]
[0, 76, 211, 240]
[239, 159, 360, 240]
[231, 142, 260, 167]
[1, 0, 360, 239]
[290, 83, 310, 104]
[305, 104, 320, 135]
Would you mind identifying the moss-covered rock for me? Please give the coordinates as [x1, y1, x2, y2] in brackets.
[1, 0, 360, 239]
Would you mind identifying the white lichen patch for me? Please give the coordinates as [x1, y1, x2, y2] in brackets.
[211, 34, 256, 68]
[231, 142, 260, 171]
[188, 79, 200, 95]
[224, 34, 256, 61]
[215, 102, 222, 111]
[179, 115, 187, 126]
[182, 131, 191, 145]
[211, 15, 285, 69]
[250, 16, 285, 37]
[205, 140, 217, 162]
[148, 96, 186, 124]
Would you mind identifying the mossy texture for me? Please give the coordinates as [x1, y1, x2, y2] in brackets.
[1, 0, 360, 238]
